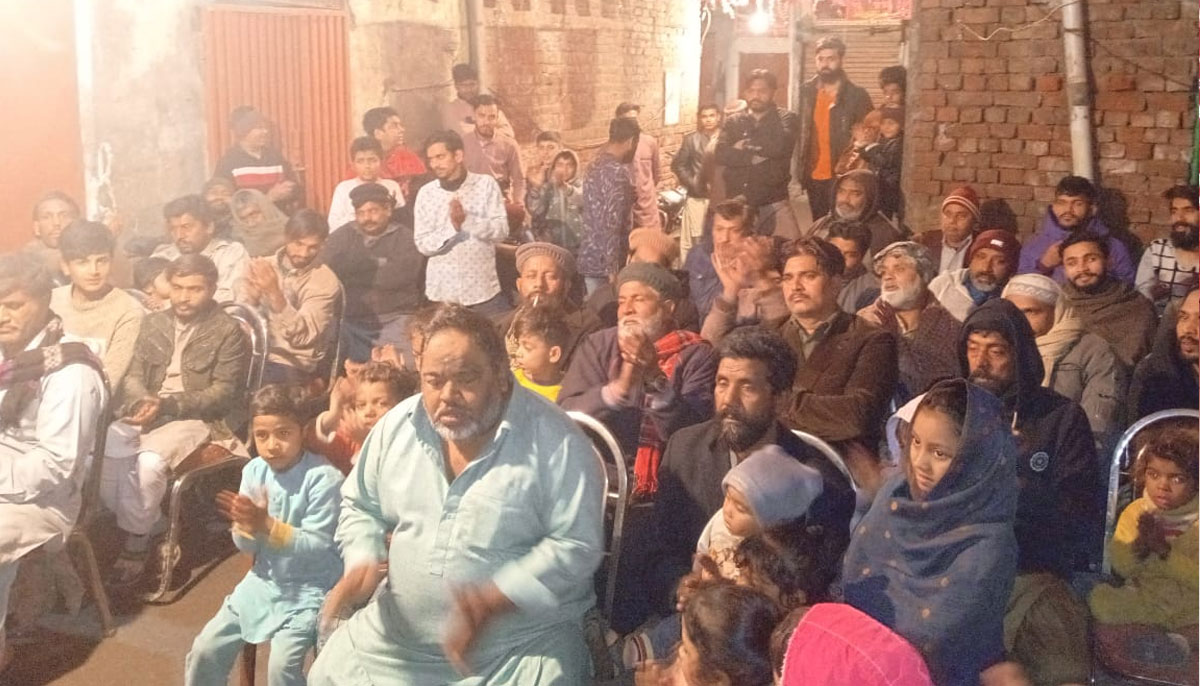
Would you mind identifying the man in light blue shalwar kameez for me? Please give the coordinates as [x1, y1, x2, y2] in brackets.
[309, 304, 605, 686]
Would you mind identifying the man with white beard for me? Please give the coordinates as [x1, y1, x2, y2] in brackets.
[560, 262, 719, 497]
[928, 229, 1021, 321]
[310, 304, 604, 686]
[858, 242, 962, 403]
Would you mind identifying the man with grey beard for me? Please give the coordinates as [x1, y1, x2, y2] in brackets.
[858, 241, 962, 402]
[559, 262, 719, 497]
[806, 169, 905, 254]
[310, 304, 604, 686]
[928, 229, 1021, 321]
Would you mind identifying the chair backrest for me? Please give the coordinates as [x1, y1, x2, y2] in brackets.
[791, 429, 856, 491]
[75, 363, 113, 533]
[1103, 408, 1200, 575]
[221, 302, 269, 392]
[566, 411, 629, 621]
[325, 288, 346, 390]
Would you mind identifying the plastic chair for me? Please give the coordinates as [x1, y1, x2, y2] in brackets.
[143, 306, 267, 603]
[65, 367, 116, 636]
[1092, 408, 1200, 686]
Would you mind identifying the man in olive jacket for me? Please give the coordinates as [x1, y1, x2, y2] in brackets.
[103, 254, 249, 584]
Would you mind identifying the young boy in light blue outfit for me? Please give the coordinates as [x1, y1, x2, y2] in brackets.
[185, 385, 344, 686]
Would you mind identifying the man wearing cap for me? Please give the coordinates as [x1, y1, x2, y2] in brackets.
[324, 182, 426, 364]
[440, 63, 515, 139]
[797, 37, 874, 222]
[212, 107, 300, 210]
[494, 242, 602, 367]
[1018, 175, 1135, 285]
[559, 262, 719, 497]
[584, 228, 700, 332]
[928, 229, 1020, 322]
[414, 130, 510, 315]
[858, 241, 961, 403]
[918, 185, 981, 275]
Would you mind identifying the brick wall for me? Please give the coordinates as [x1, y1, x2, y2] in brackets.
[903, 0, 1197, 244]
[482, 0, 702, 177]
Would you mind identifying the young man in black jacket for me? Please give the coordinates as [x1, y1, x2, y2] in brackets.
[671, 103, 722, 263]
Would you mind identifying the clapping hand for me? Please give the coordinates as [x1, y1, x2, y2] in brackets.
[443, 582, 514, 676]
[215, 489, 272, 535]
[122, 397, 161, 426]
[449, 198, 467, 230]
[1134, 511, 1171, 560]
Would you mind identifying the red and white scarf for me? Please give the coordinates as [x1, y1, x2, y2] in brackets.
[633, 330, 705, 497]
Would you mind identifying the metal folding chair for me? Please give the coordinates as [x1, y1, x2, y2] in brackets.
[143, 305, 267, 603]
[1091, 408, 1200, 686]
[791, 430, 856, 490]
[65, 368, 116, 636]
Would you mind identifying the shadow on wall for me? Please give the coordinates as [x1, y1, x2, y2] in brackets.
[979, 198, 1020, 234]
[1097, 187, 1145, 259]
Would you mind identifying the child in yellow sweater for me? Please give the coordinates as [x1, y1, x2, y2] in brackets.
[511, 305, 571, 402]
[1090, 426, 1198, 630]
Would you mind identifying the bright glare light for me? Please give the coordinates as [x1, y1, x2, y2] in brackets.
[748, 10, 771, 34]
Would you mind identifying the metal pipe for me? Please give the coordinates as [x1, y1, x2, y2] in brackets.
[1061, 0, 1095, 180]
[464, 0, 485, 85]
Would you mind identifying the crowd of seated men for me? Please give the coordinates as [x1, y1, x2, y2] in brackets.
[1, 58, 1197, 686]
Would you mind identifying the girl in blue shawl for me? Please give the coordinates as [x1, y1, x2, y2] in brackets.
[842, 379, 1020, 686]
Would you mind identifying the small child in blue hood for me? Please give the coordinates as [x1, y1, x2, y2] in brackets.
[620, 446, 825, 668]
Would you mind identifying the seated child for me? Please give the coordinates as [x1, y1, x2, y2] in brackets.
[860, 106, 904, 223]
[622, 446, 825, 667]
[771, 604, 934, 686]
[511, 304, 571, 401]
[636, 582, 780, 686]
[1090, 426, 1199, 631]
[306, 360, 415, 475]
[132, 256, 173, 312]
[184, 385, 344, 686]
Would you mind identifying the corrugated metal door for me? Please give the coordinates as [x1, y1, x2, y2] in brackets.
[805, 26, 905, 104]
[202, 5, 349, 213]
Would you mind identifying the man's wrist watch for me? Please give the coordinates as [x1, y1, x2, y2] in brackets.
[644, 370, 669, 395]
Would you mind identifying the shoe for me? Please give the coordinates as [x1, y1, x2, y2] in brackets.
[108, 548, 149, 588]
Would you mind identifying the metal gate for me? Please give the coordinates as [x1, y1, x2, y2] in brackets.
[202, 5, 350, 213]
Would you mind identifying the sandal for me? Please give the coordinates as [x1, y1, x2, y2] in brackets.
[108, 548, 150, 588]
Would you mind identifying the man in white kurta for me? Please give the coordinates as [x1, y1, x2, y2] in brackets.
[0, 257, 106, 665]
[309, 304, 604, 685]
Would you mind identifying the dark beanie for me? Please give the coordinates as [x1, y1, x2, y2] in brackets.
[616, 262, 684, 301]
[349, 183, 396, 210]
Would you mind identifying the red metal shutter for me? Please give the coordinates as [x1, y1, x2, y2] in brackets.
[202, 5, 349, 213]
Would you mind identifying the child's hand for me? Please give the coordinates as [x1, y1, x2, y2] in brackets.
[228, 492, 272, 535]
[1134, 512, 1172, 560]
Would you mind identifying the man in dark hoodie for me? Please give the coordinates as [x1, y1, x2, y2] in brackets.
[957, 298, 1100, 684]
[1126, 285, 1200, 423]
[806, 169, 905, 255]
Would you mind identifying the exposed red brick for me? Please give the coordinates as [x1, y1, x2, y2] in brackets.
[1102, 73, 1137, 91]
[1035, 75, 1063, 91]
[936, 106, 960, 122]
[1093, 91, 1147, 112]
[1146, 92, 1191, 112]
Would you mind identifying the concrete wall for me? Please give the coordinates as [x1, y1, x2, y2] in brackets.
[903, 0, 1198, 243]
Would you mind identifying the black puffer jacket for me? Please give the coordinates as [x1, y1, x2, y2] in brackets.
[959, 299, 1105, 576]
[797, 75, 874, 181]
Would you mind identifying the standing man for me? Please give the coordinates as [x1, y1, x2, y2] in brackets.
[441, 63, 515, 139]
[1136, 184, 1199, 312]
[240, 209, 343, 384]
[325, 183, 425, 364]
[414, 130, 509, 315]
[579, 117, 639, 295]
[153, 195, 251, 305]
[463, 94, 525, 209]
[616, 103, 662, 231]
[1019, 175, 1135, 285]
[672, 103, 722, 262]
[309, 305, 603, 685]
[797, 37, 873, 222]
[715, 69, 801, 239]
[360, 106, 427, 204]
